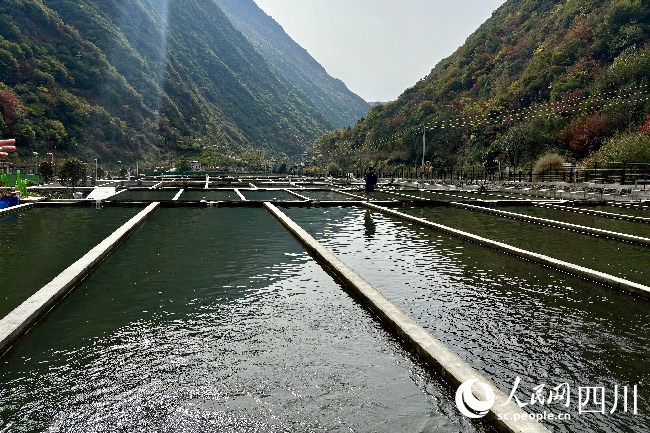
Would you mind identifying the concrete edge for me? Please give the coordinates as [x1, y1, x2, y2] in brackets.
[110, 188, 129, 199]
[334, 189, 370, 200]
[172, 189, 185, 201]
[364, 203, 650, 300]
[284, 189, 310, 201]
[334, 189, 401, 203]
[234, 188, 247, 201]
[0, 202, 35, 217]
[0, 202, 160, 357]
[451, 202, 650, 246]
[541, 203, 650, 224]
[264, 202, 550, 433]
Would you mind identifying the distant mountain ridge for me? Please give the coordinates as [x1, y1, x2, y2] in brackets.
[0, 0, 366, 165]
[215, 0, 369, 129]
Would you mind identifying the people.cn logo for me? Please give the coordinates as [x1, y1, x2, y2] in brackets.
[455, 379, 496, 418]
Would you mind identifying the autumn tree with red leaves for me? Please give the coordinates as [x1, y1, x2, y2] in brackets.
[566, 114, 613, 157]
[0, 88, 25, 131]
[640, 116, 650, 135]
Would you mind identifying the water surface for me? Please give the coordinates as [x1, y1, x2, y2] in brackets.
[0, 206, 142, 318]
[179, 190, 240, 201]
[498, 205, 649, 238]
[285, 206, 649, 433]
[0, 208, 491, 433]
[402, 206, 650, 286]
[113, 190, 178, 201]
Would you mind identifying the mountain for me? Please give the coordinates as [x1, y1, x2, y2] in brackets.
[317, 0, 650, 172]
[0, 0, 359, 166]
[215, 0, 369, 129]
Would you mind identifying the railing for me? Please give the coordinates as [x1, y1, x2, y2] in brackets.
[350, 162, 650, 185]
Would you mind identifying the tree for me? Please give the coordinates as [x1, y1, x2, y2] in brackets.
[566, 115, 612, 158]
[583, 132, 650, 165]
[177, 159, 191, 171]
[243, 149, 265, 171]
[58, 157, 87, 192]
[275, 162, 288, 174]
[38, 161, 54, 184]
[0, 88, 25, 130]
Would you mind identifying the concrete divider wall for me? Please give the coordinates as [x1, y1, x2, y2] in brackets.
[364, 203, 650, 299]
[284, 189, 310, 201]
[540, 203, 650, 224]
[0, 202, 35, 217]
[451, 202, 650, 246]
[264, 203, 550, 433]
[0, 202, 160, 357]
[172, 189, 185, 201]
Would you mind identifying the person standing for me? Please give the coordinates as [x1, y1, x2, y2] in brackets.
[364, 166, 378, 193]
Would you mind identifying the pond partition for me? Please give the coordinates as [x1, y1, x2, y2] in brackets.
[178, 190, 241, 201]
[499, 204, 650, 238]
[397, 205, 650, 288]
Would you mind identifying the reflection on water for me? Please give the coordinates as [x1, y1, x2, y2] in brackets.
[300, 191, 356, 201]
[364, 210, 376, 238]
[0, 208, 492, 433]
[241, 190, 297, 201]
[179, 190, 240, 201]
[285, 206, 650, 433]
[113, 190, 178, 201]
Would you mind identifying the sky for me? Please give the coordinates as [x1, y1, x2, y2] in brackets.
[253, 0, 506, 102]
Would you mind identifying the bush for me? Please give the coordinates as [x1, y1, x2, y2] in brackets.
[533, 153, 565, 175]
[326, 162, 341, 177]
[582, 132, 650, 165]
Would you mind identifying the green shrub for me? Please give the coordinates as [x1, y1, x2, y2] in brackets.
[326, 162, 341, 177]
[582, 132, 650, 165]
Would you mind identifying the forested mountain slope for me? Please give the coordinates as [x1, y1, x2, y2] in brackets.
[0, 0, 347, 165]
[317, 0, 650, 172]
[216, 0, 369, 129]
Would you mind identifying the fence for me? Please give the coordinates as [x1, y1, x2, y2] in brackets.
[351, 162, 650, 185]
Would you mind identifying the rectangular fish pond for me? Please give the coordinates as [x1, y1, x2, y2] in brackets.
[0, 206, 494, 433]
[1, 196, 648, 433]
[282, 205, 649, 433]
[0, 206, 144, 318]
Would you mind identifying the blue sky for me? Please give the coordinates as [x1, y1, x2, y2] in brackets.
[253, 0, 506, 102]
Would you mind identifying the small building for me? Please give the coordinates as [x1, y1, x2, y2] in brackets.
[191, 160, 201, 171]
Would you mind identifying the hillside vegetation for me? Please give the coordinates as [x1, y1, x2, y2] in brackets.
[316, 0, 650, 174]
[215, 0, 369, 129]
[0, 0, 365, 166]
